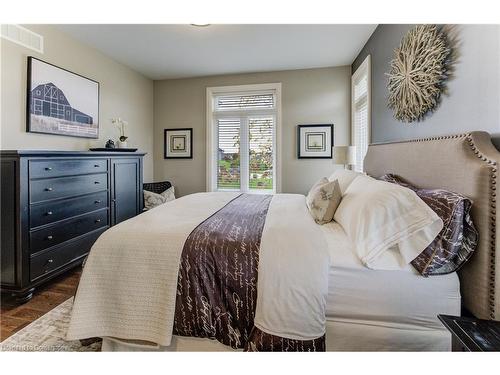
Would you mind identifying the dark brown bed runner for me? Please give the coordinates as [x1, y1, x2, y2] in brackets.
[172, 193, 325, 351]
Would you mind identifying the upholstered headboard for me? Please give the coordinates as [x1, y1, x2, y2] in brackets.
[365, 132, 499, 320]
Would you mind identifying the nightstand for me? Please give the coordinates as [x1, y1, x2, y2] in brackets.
[438, 314, 500, 351]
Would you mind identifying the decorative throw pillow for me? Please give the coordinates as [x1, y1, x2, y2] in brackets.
[306, 177, 342, 225]
[161, 186, 175, 202]
[380, 174, 479, 276]
[144, 186, 175, 210]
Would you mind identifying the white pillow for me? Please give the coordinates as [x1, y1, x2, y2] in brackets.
[328, 169, 363, 195]
[334, 175, 443, 270]
[144, 186, 175, 210]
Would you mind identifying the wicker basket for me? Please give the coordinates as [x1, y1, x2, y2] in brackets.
[143, 181, 172, 194]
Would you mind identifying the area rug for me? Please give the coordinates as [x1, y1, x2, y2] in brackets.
[1, 298, 101, 352]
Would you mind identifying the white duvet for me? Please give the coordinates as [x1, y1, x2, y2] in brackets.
[67, 192, 330, 346]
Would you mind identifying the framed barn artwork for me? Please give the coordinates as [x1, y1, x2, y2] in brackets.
[164, 128, 193, 159]
[297, 124, 334, 159]
[26, 56, 99, 138]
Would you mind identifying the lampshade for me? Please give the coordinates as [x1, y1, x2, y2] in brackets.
[332, 146, 356, 165]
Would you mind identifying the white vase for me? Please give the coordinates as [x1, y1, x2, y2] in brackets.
[118, 140, 128, 148]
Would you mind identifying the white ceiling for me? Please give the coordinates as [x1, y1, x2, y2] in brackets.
[57, 24, 377, 80]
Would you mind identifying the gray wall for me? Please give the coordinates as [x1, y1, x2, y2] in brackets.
[352, 24, 500, 150]
[154, 66, 351, 196]
[1, 25, 155, 180]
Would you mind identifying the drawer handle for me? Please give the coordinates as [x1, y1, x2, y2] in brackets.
[45, 187, 53, 192]
[95, 219, 102, 223]
[94, 200, 102, 204]
[94, 181, 100, 184]
[46, 235, 53, 240]
[45, 167, 52, 171]
[44, 259, 54, 272]
[46, 211, 53, 216]
[94, 164, 100, 168]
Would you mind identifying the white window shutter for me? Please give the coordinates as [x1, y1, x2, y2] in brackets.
[352, 56, 371, 172]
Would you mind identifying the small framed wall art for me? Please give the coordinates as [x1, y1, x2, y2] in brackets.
[27, 56, 99, 138]
[164, 128, 193, 159]
[297, 124, 333, 159]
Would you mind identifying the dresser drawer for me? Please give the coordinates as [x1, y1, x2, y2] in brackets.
[30, 227, 107, 282]
[30, 191, 108, 228]
[29, 158, 107, 179]
[30, 173, 108, 203]
[30, 209, 108, 254]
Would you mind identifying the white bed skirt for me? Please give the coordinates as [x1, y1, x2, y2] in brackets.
[323, 319, 450, 351]
[101, 319, 451, 352]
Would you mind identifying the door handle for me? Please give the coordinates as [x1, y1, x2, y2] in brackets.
[45, 167, 52, 171]
[95, 219, 101, 223]
[94, 181, 100, 184]
[95, 200, 102, 204]
[46, 211, 53, 216]
[46, 235, 53, 240]
[45, 187, 53, 191]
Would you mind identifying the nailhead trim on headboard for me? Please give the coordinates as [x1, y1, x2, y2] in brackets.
[465, 134, 498, 320]
[371, 133, 469, 144]
[370, 133, 498, 319]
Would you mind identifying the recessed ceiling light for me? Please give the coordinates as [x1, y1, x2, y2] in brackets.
[190, 24, 210, 27]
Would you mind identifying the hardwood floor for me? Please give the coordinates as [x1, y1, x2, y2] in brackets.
[0, 268, 81, 342]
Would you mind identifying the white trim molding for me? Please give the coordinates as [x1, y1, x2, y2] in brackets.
[206, 83, 282, 193]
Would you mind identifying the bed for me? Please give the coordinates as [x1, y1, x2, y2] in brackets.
[67, 131, 499, 351]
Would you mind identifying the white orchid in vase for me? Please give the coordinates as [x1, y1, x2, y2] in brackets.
[112, 118, 129, 148]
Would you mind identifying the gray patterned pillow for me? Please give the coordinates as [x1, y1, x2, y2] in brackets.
[380, 174, 478, 276]
[144, 186, 175, 210]
[161, 186, 175, 202]
[306, 177, 342, 225]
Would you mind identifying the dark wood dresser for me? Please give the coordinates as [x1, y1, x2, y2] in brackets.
[0, 150, 146, 303]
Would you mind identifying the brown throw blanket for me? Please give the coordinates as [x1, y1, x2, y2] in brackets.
[173, 193, 325, 351]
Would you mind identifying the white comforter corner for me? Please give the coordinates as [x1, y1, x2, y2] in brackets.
[67, 192, 240, 346]
[67, 192, 332, 346]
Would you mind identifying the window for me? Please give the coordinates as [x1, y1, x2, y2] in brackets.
[207, 83, 281, 193]
[351, 55, 371, 172]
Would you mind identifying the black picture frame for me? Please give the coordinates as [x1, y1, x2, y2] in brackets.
[164, 128, 193, 159]
[26, 56, 100, 139]
[297, 124, 334, 159]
